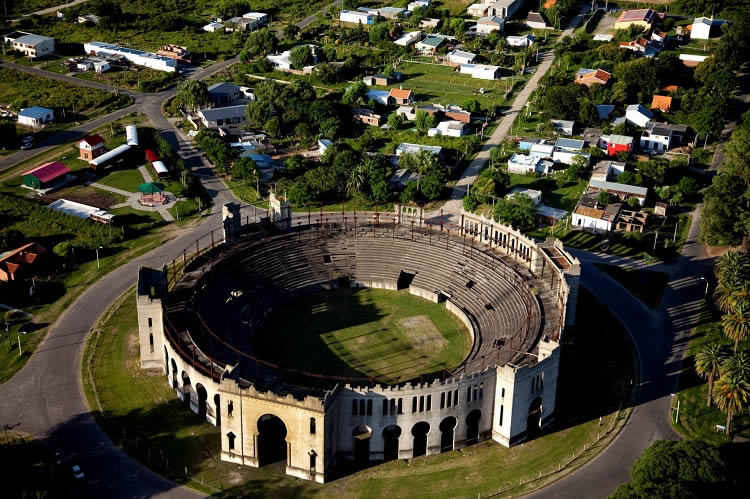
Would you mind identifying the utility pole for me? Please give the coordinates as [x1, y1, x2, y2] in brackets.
[673, 219, 679, 243]
[653, 229, 659, 254]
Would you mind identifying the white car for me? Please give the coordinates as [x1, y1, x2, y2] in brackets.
[72, 465, 84, 479]
[20, 143, 33, 150]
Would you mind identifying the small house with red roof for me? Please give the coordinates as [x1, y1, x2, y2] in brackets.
[575, 68, 612, 88]
[0, 242, 47, 282]
[78, 134, 106, 161]
[389, 88, 415, 105]
[22, 162, 72, 190]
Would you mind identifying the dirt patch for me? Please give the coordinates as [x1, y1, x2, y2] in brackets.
[398, 315, 447, 353]
[45, 184, 125, 209]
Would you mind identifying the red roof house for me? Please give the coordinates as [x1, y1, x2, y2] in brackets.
[79, 134, 106, 160]
[144, 149, 160, 163]
[604, 134, 634, 157]
[575, 69, 612, 87]
[0, 242, 47, 282]
[389, 88, 415, 105]
[21, 162, 72, 189]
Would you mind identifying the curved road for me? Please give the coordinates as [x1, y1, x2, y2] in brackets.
[0, 3, 713, 498]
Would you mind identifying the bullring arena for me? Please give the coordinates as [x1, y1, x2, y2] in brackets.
[136, 199, 580, 483]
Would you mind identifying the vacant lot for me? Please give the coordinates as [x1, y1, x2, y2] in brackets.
[255, 288, 471, 384]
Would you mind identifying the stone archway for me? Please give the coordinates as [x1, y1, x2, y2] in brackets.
[352, 425, 372, 465]
[181, 371, 191, 407]
[170, 358, 178, 388]
[382, 425, 401, 461]
[411, 422, 430, 458]
[214, 394, 221, 425]
[196, 383, 207, 418]
[257, 414, 287, 467]
[527, 397, 542, 437]
[466, 409, 481, 445]
[163, 346, 169, 374]
[439, 416, 457, 453]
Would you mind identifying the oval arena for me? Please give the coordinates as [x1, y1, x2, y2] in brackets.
[135, 202, 580, 483]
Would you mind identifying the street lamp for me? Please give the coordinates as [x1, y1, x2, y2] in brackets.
[96, 246, 103, 270]
[698, 277, 709, 301]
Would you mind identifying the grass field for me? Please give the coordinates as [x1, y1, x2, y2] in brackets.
[83, 284, 634, 497]
[374, 61, 528, 110]
[672, 309, 750, 444]
[96, 167, 146, 193]
[255, 288, 471, 384]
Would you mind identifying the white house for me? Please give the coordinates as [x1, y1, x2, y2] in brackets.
[507, 153, 551, 175]
[459, 63, 500, 80]
[526, 12, 548, 29]
[17, 106, 54, 127]
[507, 34, 535, 47]
[553, 150, 590, 166]
[476, 16, 504, 34]
[640, 122, 675, 152]
[690, 17, 713, 39]
[593, 34, 614, 42]
[267, 45, 318, 71]
[487, 0, 523, 19]
[12, 33, 55, 58]
[84, 41, 176, 72]
[447, 50, 477, 65]
[679, 53, 709, 66]
[196, 105, 247, 128]
[318, 139, 333, 154]
[408, 0, 430, 11]
[415, 34, 446, 54]
[428, 120, 467, 137]
[340, 10, 375, 24]
[394, 31, 422, 47]
[625, 104, 654, 128]
[203, 22, 225, 33]
[506, 186, 542, 205]
[396, 143, 443, 157]
[467, 3, 490, 17]
[243, 12, 269, 26]
[529, 143, 555, 159]
[589, 179, 647, 206]
[572, 194, 621, 232]
[551, 120, 575, 136]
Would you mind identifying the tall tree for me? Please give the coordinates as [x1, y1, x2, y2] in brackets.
[493, 193, 537, 231]
[289, 45, 314, 70]
[712, 372, 750, 435]
[695, 343, 728, 407]
[175, 80, 209, 112]
[722, 301, 750, 351]
[722, 351, 750, 381]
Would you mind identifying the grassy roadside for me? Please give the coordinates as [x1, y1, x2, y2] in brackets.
[82, 286, 634, 497]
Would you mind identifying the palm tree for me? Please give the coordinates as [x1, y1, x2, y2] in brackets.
[714, 251, 750, 313]
[695, 343, 728, 406]
[345, 165, 365, 199]
[714, 281, 750, 315]
[723, 351, 750, 381]
[712, 372, 750, 435]
[722, 300, 750, 351]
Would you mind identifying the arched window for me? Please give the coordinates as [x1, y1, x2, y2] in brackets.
[359, 399, 366, 415]
[227, 432, 236, 451]
[367, 399, 373, 416]
[383, 399, 388, 415]
[310, 417, 316, 435]
[227, 400, 234, 416]
[440, 392, 445, 409]
[398, 398, 403, 414]
[412, 397, 417, 413]
[352, 399, 358, 415]
[426, 395, 432, 411]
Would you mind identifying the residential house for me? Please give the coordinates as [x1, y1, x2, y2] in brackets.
[593, 34, 614, 42]
[394, 31, 422, 47]
[616, 210, 649, 233]
[415, 34, 446, 54]
[555, 138, 585, 152]
[507, 34, 535, 47]
[601, 134, 634, 156]
[476, 16, 504, 34]
[625, 104, 653, 127]
[640, 122, 676, 152]
[663, 85, 679, 93]
[207, 82, 242, 107]
[596, 104, 615, 120]
[591, 160, 626, 181]
[618, 37, 661, 57]
[583, 128, 603, 148]
[447, 50, 477, 65]
[389, 168, 422, 188]
[21, 162, 71, 190]
[225, 17, 254, 31]
[203, 22, 225, 32]
[550, 119, 574, 136]
[467, 3, 490, 17]
[372, 7, 410, 20]
[688, 17, 730, 40]
[553, 150, 590, 166]
[518, 137, 545, 150]
[651, 30, 668, 43]
[396, 143, 443, 158]
[408, 1, 430, 12]
[318, 139, 333, 154]
[78, 134, 106, 161]
[12, 33, 55, 58]
[389, 88, 415, 105]
[487, 0, 523, 18]
[614, 8, 660, 30]
[529, 143, 555, 159]
[588, 179, 648, 205]
[444, 105, 471, 123]
[575, 68, 611, 87]
[459, 63, 501, 80]
[506, 186, 542, 205]
[367, 90, 391, 106]
[526, 12, 549, 29]
[196, 105, 247, 128]
[0, 243, 47, 282]
[243, 12, 269, 26]
[507, 153, 552, 175]
[267, 45, 318, 71]
[572, 191, 621, 233]
[352, 108, 383, 126]
[363, 74, 389, 86]
[17, 106, 54, 128]
[419, 18, 441, 29]
[397, 106, 417, 121]
[84, 42, 177, 72]
[651, 95, 672, 112]
[428, 120, 467, 137]
[679, 53, 709, 67]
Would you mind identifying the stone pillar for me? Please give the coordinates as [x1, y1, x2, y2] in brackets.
[269, 191, 291, 229]
[222, 202, 241, 244]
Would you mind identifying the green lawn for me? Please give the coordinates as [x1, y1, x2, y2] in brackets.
[672, 311, 750, 444]
[75, 67, 179, 93]
[593, 263, 670, 309]
[255, 288, 471, 384]
[96, 167, 145, 193]
[83, 283, 634, 497]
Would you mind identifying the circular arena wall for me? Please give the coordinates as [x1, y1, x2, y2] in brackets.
[136, 209, 580, 483]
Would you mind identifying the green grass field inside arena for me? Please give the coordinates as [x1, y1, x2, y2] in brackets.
[254, 288, 472, 384]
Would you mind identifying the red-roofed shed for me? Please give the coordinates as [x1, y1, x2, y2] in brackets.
[144, 149, 159, 163]
[22, 162, 71, 189]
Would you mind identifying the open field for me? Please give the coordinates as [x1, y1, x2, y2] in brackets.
[672, 310, 750, 444]
[255, 288, 472, 384]
[83, 284, 634, 497]
[95, 167, 145, 193]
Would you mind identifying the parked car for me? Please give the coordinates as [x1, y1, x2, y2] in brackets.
[72, 465, 84, 479]
[20, 143, 33, 150]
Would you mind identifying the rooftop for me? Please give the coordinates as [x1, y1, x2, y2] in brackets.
[607, 134, 633, 145]
[617, 8, 657, 23]
[80, 134, 104, 146]
[397, 143, 443, 155]
[418, 35, 445, 47]
[449, 49, 476, 59]
[18, 106, 53, 118]
[389, 88, 414, 99]
[478, 16, 504, 24]
[589, 179, 648, 197]
[14, 33, 53, 46]
[23, 161, 71, 183]
[555, 138, 585, 150]
[198, 105, 247, 121]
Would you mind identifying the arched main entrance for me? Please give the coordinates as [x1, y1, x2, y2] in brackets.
[257, 414, 287, 467]
[466, 409, 481, 445]
[196, 384, 207, 418]
[214, 394, 221, 425]
[527, 397, 542, 437]
[352, 425, 372, 465]
[382, 425, 401, 461]
[170, 359, 177, 388]
[439, 416, 457, 453]
[181, 372, 191, 407]
[411, 422, 430, 458]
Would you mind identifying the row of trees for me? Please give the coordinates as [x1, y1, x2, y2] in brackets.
[694, 251, 750, 434]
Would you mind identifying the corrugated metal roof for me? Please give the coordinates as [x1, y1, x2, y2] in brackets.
[589, 179, 647, 196]
[23, 161, 70, 183]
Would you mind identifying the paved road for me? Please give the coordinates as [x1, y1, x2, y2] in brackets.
[9, 0, 89, 21]
[426, 4, 590, 224]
